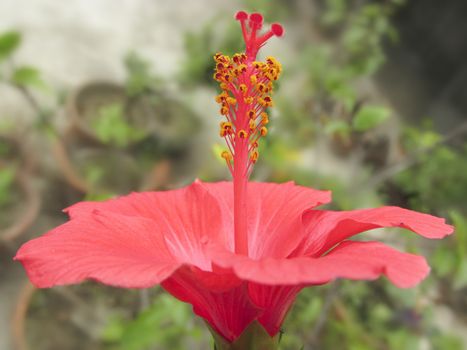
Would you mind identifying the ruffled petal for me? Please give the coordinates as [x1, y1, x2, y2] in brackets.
[298, 206, 454, 257]
[67, 181, 231, 268]
[15, 211, 180, 288]
[210, 241, 430, 288]
[318, 241, 431, 288]
[202, 182, 331, 259]
[162, 266, 260, 342]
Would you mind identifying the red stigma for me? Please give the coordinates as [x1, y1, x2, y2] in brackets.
[235, 11, 284, 60]
[249, 13, 263, 24]
[271, 23, 284, 37]
[235, 11, 248, 21]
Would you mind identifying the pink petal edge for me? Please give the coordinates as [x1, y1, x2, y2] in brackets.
[298, 206, 454, 257]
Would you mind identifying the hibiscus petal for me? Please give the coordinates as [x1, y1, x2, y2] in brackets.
[202, 181, 331, 259]
[318, 241, 431, 288]
[162, 266, 260, 342]
[67, 181, 230, 267]
[298, 206, 454, 257]
[248, 283, 302, 336]
[211, 241, 430, 288]
[14, 211, 180, 288]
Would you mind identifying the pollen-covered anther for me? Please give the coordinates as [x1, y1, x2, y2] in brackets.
[250, 150, 259, 163]
[221, 150, 233, 161]
[256, 83, 265, 93]
[237, 64, 247, 74]
[220, 106, 229, 115]
[216, 62, 226, 70]
[262, 96, 273, 107]
[250, 75, 257, 84]
[226, 97, 237, 105]
[239, 84, 247, 94]
[244, 97, 254, 105]
[219, 121, 234, 137]
[235, 53, 247, 63]
[261, 112, 269, 125]
[260, 126, 268, 136]
[220, 121, 233, 131]
[248, 109, 256, 119]
[214, 53, 226, 62]
[215, 92, 228, 103]
[214, 72, 223, 82]
[237, 129, 248, 139]
[249, 120, 256, 131]
[253, 61, 264, 69]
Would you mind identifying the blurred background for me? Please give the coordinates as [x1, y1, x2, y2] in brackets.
[0, 0, 466, 349]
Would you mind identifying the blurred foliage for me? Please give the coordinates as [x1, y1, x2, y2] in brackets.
[124, 51, 162, 97]
[91, 103, 146, 148]
[392, 126, 467, 214]
[11, 65, 45, 89]
[278, 0, 402, 147]
[102, 292, 207, 350]
[432, 211, 467, 290]
[0, 31, 21, 62]
[0, 166, 15, 207]
[352, 105, 390, 132]
[321, 0, 400, 76]
[179, 18, 243, 87]
[0, 30, 45, 90]
[243, 0, 293, 20]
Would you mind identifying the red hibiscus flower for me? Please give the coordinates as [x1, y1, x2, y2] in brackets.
[15, 11, 453, 348]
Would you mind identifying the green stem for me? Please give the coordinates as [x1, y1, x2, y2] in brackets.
[208, 321, 280, 350]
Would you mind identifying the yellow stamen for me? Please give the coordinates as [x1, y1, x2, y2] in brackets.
[244, 97, 254, 105]
[238, 129, 248, 139]
[250, 150, 259, 163]
[221, 150, 233, 161]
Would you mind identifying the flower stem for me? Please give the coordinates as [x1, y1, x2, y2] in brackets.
[233, 138, 248, 255]
[209, 321, 280, 350]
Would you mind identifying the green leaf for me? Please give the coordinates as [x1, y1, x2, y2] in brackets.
[324, 120, 351, 136]
[0, 31, 21, 61]
[91, 103, 146, 148]
[352, 105, 390, 132]
[11, 66, 45, 88]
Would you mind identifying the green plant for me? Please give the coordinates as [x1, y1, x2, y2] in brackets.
[102, 292, 207, 350]
[124, 51, 162, 97]
[0, 31, 21, 62]
[276, 0, 402, 148]
[91, 103, 146, 148]
[179, 19, 243, 87]
[393, 127, 467, 214]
